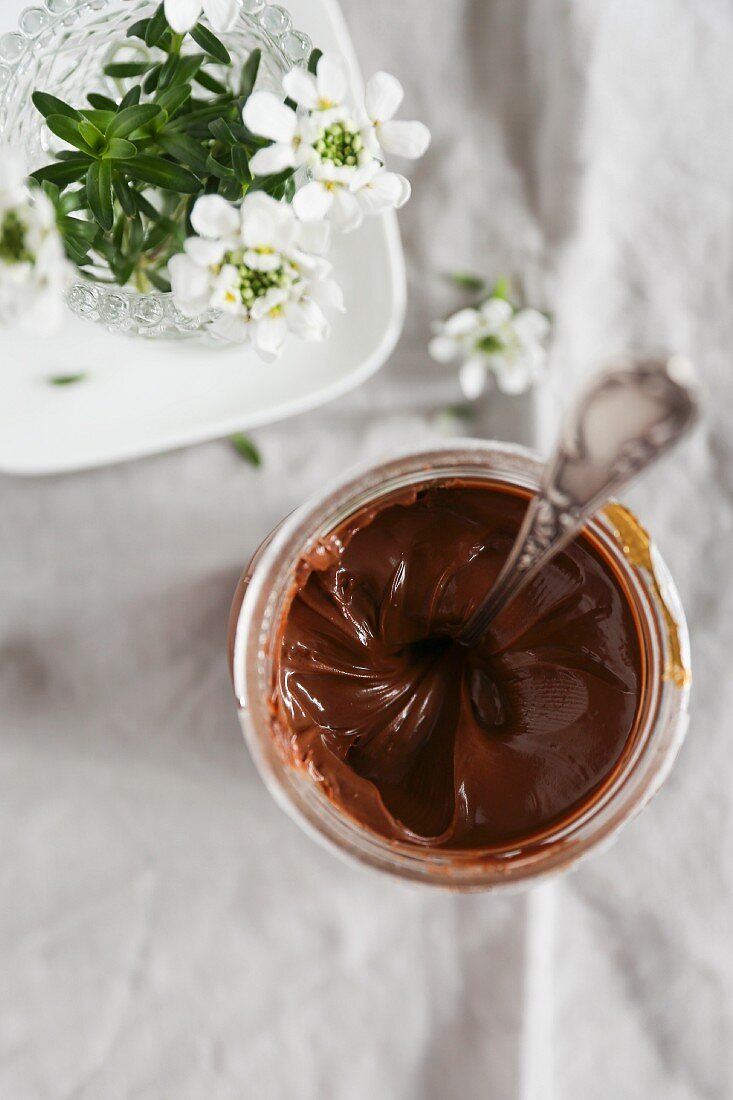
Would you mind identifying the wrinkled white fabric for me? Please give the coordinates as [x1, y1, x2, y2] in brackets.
[2, 1, 732, 1097]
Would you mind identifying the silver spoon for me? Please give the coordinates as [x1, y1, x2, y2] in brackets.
[458, 353, 701, 646]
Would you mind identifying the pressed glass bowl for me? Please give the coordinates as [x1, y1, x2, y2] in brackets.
[0, 0, 311, 338]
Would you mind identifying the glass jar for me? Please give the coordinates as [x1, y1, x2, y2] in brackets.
[228, 440, 691, 890]
[0, 0, 311, 338]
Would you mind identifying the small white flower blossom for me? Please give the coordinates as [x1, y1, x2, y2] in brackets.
[169, 191, 343, 358]
[164, 0, 241, 34]
[243, 52, 429, 232]
[429, 296, 551, 398]
[0, 146, 72, 333]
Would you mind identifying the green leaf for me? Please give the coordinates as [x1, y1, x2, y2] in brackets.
[113, 175, 137, 216]
[59, 189, 86, 215]
[46, 115, 98, 156]
[239, 48, 261, 99]
[31, 157, 91, 188]
[120, 85, 142, 110]
[231, 144, 251, 185]
[248, 166, 294, 196]
[233, 121, 267, 148]
[78, 119, 107, 152]
[127, 213, 144, 257]
[230, 433, 262, 467]
[32, 91, 80, 121]
[307, 47, 322, 75]
[172, 55, 205, 86]
[205, 152, 235, 180]
[194, 69, 229, 95]
[104, 61, 151, 78]
[158, 131, 210, 172]
[145, 3, 169, 47]
[156, 53, 180, 91]
[131, 189, 159, 218]
[106, 103, 162, 139]
[86, 159, 114, 230]
[446, 271, 486, 293]
[219, 177, 242, 202]
[123, 154, 201, 193]
[143, 214, 185, 252]
[126, 17, 150, 41]
[81, 109, 116, 131]
[143, 64, 163, 93]
[88, 93, 118, 111]
[209, 117, 238, 145]
[190, 22, 231, 64]
[155, 84, 191, 120]
[104, 138, 137, 160]
[146, 269, 171, 293]
[59, 215, 96, 264]
[49, 373, 87, 386]
[490, 275, 512, 301]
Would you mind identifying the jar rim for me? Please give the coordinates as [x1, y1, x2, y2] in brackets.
[231, 439, 691, 890]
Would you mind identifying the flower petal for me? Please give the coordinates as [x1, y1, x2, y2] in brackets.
[211, 312, 250, 343]
[459, 357, 488, 400]
[429, 335, 458, 364]
[493, 360, 533, 395]
[364, 71, 404, 123]
[248, 142, 295, 177]
[254, 313, 288, 357]
[316, 53, 348, 106]
[164, 0, 202, 34]
[330, 187, 363, 232]
[243, 248, 281, 271]
[295, 217, 331, 255]
[191, 194, 239, 239]
[444, 308, 480, 337]
[283, 298, 329, 340]
[203, 0, 240, 32]
[293, 180, 333, 222]
[479, 297, 513, 327]
[185, 236, 226, 266]
[282, 67, 319, 110]
[512, 307, 551, 343]
[356, 168, 411, 214]
[169, 253, 212, 315]
[377, 119, 431, 158]
[306, 277, 344, 312]
[243, 91, 297, 143]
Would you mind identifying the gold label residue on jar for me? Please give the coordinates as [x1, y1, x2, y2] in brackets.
[603, 503, 690, 688]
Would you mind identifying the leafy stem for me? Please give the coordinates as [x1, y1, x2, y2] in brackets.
[29, 3, 292, 291]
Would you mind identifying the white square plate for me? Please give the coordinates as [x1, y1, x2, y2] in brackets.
[0, 0, 406, 475]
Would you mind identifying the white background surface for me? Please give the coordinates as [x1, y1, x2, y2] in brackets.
[2, 1, 733, 1098]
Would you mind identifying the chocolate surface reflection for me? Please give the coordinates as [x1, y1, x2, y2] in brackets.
[273, 483, 643, 849]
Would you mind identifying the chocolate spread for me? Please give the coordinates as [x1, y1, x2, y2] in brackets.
[272, 481, 643, 850]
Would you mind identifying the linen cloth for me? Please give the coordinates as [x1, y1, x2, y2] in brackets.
[2, 1, 733, 1097]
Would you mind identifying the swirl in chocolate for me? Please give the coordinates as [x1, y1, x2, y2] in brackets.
[273, 482, 643, 850]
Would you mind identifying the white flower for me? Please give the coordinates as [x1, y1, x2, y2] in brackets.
[164, 0, 241, 34]
[429, 296, 551, 398]
[360, 71, 431, 160]
[0, 146, 72, 333]
[243, 51, 429, 231]
[169, 191, 343, 358]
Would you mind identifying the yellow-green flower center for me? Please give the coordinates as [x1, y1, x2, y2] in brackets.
[476, 333, 505, 355]
[222, 252, 292, 308]
[314, 121, 364, 167]
[0, 210, 32, 265]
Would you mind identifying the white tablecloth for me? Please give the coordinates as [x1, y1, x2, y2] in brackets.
[2, 1, 732, 1097]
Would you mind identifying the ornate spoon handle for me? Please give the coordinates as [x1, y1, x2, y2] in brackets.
[458, 353, 701, 645]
